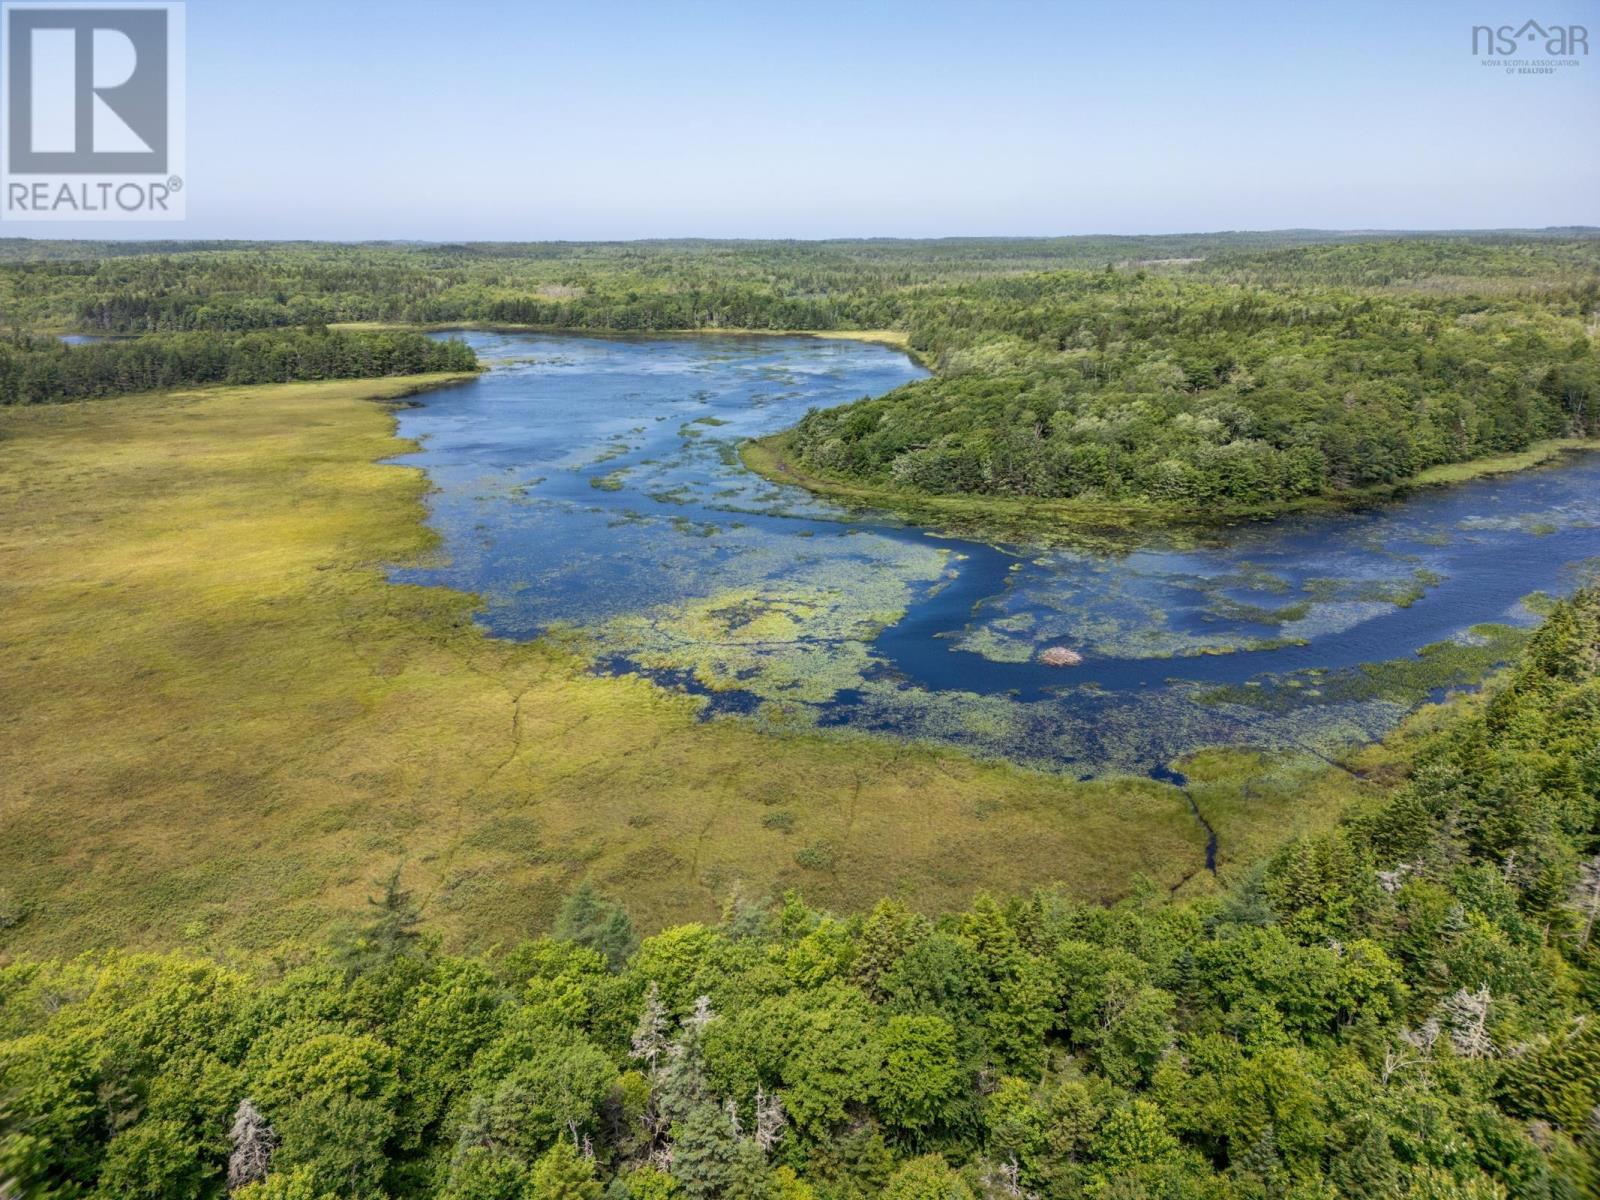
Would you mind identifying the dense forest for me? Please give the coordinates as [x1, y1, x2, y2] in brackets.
[0, 330, 477, 406]
[785, 267, 1600, 507]
[1, 232, 1595, 511]
[4, 589, 1598, 1200]
[0, 232, 1595, 338]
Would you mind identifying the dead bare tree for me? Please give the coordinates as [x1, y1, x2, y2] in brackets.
[1441, 986, 1495, 1059]
[227, 1099, 275, 1193]
[1570, 855, 1600, 947]
[1382, 1016, 1443, 1087]
[630, 981, 670, 1072]
[1376, 862, 1415, 894]
[979, 1156, 1033, 1199]
[1381, 1045, 1419, 1086]
[687, 994, 716, 1032]
[753, 1086, 786, 1157]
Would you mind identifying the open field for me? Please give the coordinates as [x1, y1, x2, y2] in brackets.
[0, 376, 1360, 957]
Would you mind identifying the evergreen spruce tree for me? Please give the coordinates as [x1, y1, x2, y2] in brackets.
[528, 1140, 602, 1200]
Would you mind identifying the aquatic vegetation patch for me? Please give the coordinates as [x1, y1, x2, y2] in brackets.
[1299, 566, 1441, 608]
[586, 437, 636, 466]
[1194, 623, 1529, 715]
[668, 516, 722, 538]
[1204, 596, 1314, 626]
[951, 625, 1039, 665]
[599, 543, 948, 706]
[1458, 510, 1595, 535]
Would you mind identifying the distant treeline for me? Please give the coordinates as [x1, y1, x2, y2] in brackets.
[1, 233, 1596, 337]
[0, 328, 477, 405]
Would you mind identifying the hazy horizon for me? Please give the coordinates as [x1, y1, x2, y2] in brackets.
[6, 225, 1600, 248]
[2, 0, 1597, 240]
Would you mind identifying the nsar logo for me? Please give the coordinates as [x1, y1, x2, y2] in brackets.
[1471, 18, 1588, 74]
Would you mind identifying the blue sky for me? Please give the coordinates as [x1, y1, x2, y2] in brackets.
[9, 0, 1599, 238]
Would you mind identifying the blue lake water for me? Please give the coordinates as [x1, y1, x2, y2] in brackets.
[392, 331, 1600, 775]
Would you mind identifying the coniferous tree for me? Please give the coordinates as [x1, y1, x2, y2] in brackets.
[529, 1140, 602, 1200]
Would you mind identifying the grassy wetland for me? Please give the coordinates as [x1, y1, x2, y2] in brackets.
[0, 372, 1238, 957]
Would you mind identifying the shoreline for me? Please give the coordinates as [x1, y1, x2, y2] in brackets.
[321, 320, 931, 365]
[52, 320, 1595, 536]
[343, 324, 1598, 534]
[741, 430, 1600, 539]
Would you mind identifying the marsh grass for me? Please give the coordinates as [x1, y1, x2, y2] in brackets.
[1410, 439, 1600, 485]
[0, 376, 1269, 957]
